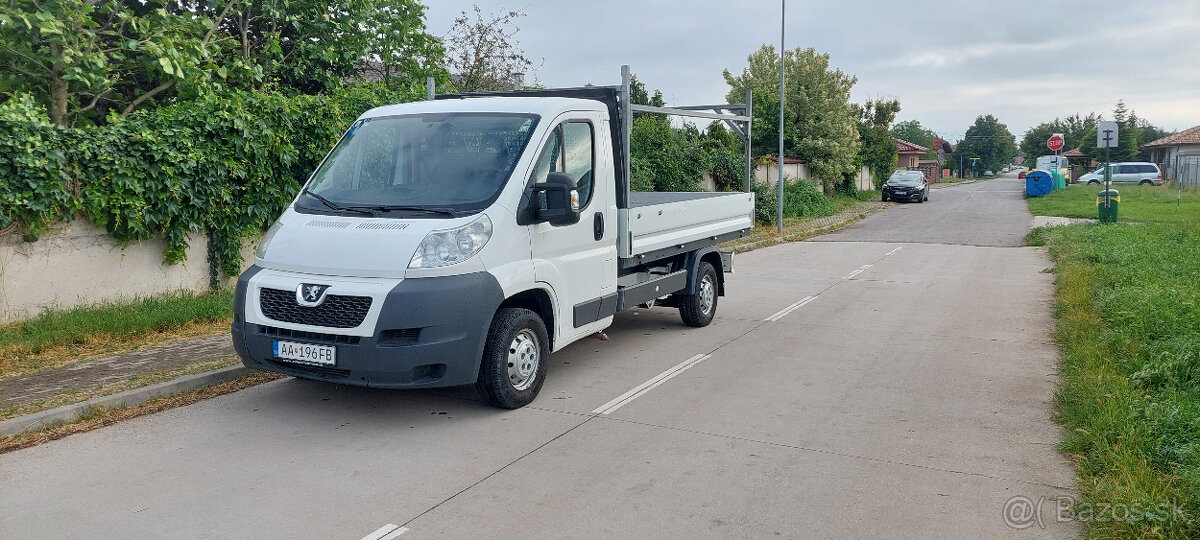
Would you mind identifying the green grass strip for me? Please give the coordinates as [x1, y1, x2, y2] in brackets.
[0, 289, 233, 356]
[1042, 222, 1200, 538]
[1028, 184, 1200, 225]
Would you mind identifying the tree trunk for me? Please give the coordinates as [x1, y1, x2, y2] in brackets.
[49, 46, 69, 126]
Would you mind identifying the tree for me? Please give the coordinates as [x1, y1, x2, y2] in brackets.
[952, 114, 1017, 176]
[723, 45, 860, 193]
[890, 120, 936, 153]
[1072, 101, 1169, 162]
[855, 99, 900, 190]
[0, 0, 212, 125]
[0, 0, 445, 125]
[1019, 113, 1100, 161]
[627, 76, 708, 193]
[1112, 99, 1128, 124]
[442, 5, 535, 92]
[201, 0, 444, 94]
[1080, 124, 1139, 163]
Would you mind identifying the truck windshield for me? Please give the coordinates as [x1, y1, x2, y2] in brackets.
[300, 113, 539, 217]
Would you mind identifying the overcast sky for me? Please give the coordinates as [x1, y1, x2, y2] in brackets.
[424, 0, 1200, 143]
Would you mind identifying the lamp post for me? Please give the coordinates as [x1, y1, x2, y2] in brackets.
[776, 0, 786, 233]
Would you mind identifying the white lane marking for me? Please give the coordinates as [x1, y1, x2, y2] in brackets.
[361, 524, 408, 540]
[765, 295, 816, 322]
[592, 354, 711, 415]
[843, 264, 873, 280]
[885, 246, 904, 257]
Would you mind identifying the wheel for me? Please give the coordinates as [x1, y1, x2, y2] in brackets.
[1088, 180, 1101, 185]
[679, 262, 718, 327]
[1139, 179, 1152, 185]
[476, 308, 549, 409]
[916, 193, 924, 203]
[923, 192, 929, 202]
[881, 193, 888, 202]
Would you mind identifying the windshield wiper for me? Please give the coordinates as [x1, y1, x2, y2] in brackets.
[302, 190, 374, 217]
[346, 205, 460, 218]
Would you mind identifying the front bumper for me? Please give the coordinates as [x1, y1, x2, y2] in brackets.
[884, 187, 923, 201]
[232, 266, 504, 388]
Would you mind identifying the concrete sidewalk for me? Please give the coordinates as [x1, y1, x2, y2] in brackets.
[0, 334, 238, 435]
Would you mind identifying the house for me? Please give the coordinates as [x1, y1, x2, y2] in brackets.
[1062, 148, 1093, 180]
[895, 138, 930, 170]
[1142, 125, 1200, 186]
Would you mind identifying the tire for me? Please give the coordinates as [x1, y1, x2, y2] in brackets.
[1088, 180, 1100, 185]
[476, 308, 549, 409]
[1139, 179, 1152, 185]
[916, 193, 924, 203]
[881, 193, 888, 202]
[679, 262, 718, 327]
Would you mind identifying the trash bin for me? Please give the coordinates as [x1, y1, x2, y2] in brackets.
[1049, 169, 1065, 190]
[1097, 189, 1119, 223]
[1025, 170, 1053, 197]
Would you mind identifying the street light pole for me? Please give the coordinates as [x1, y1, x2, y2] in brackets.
[776, 0, 786, 233]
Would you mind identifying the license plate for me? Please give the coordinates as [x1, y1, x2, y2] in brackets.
[273, 340, 336, 366]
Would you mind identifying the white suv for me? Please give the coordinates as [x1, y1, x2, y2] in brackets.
[1080, 162, 1163, 185]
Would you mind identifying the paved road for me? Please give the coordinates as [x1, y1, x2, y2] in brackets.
[0, 173, 1077, 538]
[818, 176, 1031, 247]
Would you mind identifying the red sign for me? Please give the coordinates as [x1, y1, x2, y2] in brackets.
[1047, 135, 1065, 151]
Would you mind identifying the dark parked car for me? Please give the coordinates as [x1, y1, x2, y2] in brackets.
[882, 170, 929, 203]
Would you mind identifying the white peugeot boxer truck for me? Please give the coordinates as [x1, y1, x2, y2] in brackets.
[233, 67, 755, 408]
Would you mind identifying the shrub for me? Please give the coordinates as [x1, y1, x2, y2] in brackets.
[0, 83, 424, 282]
[751, 177, 835, 225]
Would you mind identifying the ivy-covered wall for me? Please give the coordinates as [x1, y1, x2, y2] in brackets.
[0, 84, 424, 286]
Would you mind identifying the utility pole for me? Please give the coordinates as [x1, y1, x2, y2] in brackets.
[776, 0, 786, 233]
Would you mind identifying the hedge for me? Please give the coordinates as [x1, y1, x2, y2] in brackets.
[0, 83, 424, 286]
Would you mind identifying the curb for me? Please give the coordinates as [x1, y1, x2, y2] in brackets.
[0, 365, 253, 437]
[931, 179, 977, 189]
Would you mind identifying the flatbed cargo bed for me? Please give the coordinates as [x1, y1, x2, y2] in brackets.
[619, 191, 753, 259]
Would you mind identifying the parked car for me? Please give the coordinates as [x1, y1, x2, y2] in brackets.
[984, 170, 994, 177]
[1079, 162, 1163, 185]
[1018, 170, 1028, 179]
[881, 170, 929, 203]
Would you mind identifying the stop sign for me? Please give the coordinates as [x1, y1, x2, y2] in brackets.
[1047, 135, 1065, 151]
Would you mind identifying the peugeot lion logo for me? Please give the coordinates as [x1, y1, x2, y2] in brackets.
[296, 283, 331, 307]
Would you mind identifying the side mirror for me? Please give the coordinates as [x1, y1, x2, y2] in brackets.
[520, 172, 580, 226]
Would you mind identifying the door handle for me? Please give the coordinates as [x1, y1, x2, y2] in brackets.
[593, 212, 604, 241]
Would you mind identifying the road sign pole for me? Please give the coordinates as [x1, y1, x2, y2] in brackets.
[1103, 132, 1112, 209]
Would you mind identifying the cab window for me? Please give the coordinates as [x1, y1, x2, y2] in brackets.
[529, 121, 595, 208]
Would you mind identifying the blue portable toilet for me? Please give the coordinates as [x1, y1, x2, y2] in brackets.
[1026, 170, 1053, 197]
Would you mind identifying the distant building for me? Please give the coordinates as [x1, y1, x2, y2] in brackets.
[1142, 125, 1200, 185]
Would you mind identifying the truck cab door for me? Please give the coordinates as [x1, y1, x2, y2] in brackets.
[526, 113, 617, 348]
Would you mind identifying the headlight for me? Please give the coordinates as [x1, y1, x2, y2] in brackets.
[409, 215, 493, 268]
[255, 219, 284, 259]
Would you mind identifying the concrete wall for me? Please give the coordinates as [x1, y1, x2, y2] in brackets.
[854, 165, 873, 191]
[0, 220, 253, 323]
[754, 162, 815, 187]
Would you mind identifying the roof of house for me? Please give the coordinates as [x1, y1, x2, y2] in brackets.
[1063, 148, 1088, 158]
[1142, 125, 1200, 148]
[895, 138, 930, 153]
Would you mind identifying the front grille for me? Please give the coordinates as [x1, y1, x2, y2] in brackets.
[259, 288, 372, 328]
[258, 325, 360, 345]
